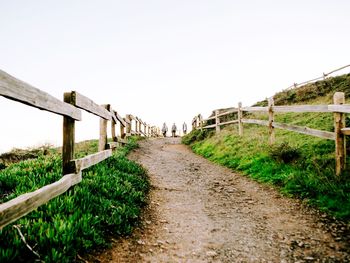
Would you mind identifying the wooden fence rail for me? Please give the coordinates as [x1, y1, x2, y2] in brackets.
[192, 91, 348, 176]
[0, 69, 160, 229]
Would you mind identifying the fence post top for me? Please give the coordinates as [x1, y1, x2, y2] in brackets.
[334, 92, 345, 104]
[268, 97, 274, 105]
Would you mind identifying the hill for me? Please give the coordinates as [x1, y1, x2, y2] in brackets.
[183, 73, 350, 220]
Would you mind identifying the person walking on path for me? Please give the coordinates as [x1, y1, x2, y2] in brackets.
[162, 123, 168, 137]
[182, 122, 187, 135]
[171, 123, 177, 137]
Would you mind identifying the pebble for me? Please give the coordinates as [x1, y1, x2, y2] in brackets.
[304, 256, 314, 260]
[137, 240, 145, 245]
[206, 251, 217, 257]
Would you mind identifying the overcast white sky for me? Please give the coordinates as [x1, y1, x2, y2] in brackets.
[1, 0, 349, 153]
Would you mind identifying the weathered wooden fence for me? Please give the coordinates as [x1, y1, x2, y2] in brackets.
[0, 69, 160, 229]
[192, 92, 350, 176]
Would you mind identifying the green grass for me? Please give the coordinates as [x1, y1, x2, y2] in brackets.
[184, 126, 350, 219]
[0, 138, 149, 262]
[183, 73, 350, 220]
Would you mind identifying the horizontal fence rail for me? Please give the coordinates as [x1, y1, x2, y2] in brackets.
[0, 70, 82, 120]
[0, 69, 161, 229]
[192, 91, 349, 176]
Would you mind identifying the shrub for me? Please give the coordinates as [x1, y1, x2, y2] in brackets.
[268, 142, 301, 163]
[182, 129, 213, 145]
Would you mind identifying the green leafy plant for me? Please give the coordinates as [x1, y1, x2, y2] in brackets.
[0, 139, 149, 262]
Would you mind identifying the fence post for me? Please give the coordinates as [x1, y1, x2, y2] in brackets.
[120, 118, 126, 139]
[111, 109, 117, 143]
[199, 114, 203, 130]
[238, 102, 243, 136]
[139, 119, 142, 136]
[215, 110, 220, 133]
[334, 92, 346, 176]
[135, 117, 139, 135]
[268, 98, 275, 144]
[62, 92, 76, 174]
[99, 104, 109, 151]
[125, 114, 131, 136]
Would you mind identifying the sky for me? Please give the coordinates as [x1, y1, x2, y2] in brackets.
[0, 0, 349, 153]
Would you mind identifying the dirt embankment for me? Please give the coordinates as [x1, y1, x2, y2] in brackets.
[90, 138, 349, 263]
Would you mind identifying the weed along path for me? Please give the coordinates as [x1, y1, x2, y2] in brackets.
[92, 138, 349, 262]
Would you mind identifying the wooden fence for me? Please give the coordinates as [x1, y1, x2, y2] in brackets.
[192, 92, 350, 176]
[0, 69, 160, 229]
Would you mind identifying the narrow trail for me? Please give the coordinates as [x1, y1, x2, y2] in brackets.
[91, 138, 349, 263]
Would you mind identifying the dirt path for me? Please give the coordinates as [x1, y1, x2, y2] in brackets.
[91, 138, 349, 263]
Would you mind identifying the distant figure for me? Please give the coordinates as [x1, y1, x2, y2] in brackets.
[171, 123, 177, 137]
[162, 123, 168, 137]
[182, 122, 187, 135]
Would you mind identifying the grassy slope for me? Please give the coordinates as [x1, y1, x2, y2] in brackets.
[183, 73, 350, 220]
[0, 138, 149, 262]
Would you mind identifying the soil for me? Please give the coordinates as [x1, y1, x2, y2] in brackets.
[87, 138, 350, 263]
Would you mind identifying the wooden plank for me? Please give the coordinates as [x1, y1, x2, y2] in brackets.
[273, 122, 335, 140]
[0, 172, 82, 229]
[341, 128, 350, 135]
[273, 105, 330, 113]
[217, 109, 238, 117]
[203, 124, 216, 129]
[241, 106, 268, 112]
[0, 69, 81, 120]
[124, 117, 131, 125]
[242, 119, 269, 126]
[328, 104, 350, 113]
[74, 149, 112, 172]
[110, 108, 118, 124]
[202, 116, 216, 122]
[73, 91, 110, 120]
[219, 119, 238, 126]
[114, 111, 126, 127]
[62, 92, 76, 175]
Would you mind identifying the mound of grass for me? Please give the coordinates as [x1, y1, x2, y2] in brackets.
[0, 144, 56, 168]
[183, 73, 350, 220]
[0, 138, 149, 262]
[184, 126, 350, 219]
[254, 73, 350, 106]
